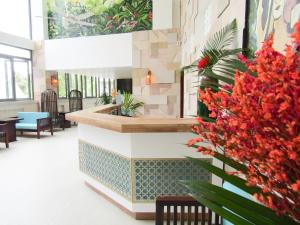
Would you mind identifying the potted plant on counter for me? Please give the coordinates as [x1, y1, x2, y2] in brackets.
[121, 92, 144, 117]
[95, 92, 112, 106]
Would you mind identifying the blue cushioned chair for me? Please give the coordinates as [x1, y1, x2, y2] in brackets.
[223, 182, 252, 225]
[16, 112, 53, 139]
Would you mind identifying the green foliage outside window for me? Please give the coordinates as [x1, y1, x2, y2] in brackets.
[58, 73, 67, 98]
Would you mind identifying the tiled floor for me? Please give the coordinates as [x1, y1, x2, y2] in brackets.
[0, 128, 154, 225]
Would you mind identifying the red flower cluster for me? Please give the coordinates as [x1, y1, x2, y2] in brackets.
[189, 21, 300, 221]
[197, 56, 210, 70]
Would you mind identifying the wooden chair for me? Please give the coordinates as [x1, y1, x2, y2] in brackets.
[41, 89, 64, 130]
[156, 196, 222, 225]
[0, 123, 9, 148]
[69, 90, 83, 112]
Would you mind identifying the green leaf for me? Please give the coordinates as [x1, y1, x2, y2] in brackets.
[189, 146, 248, 173]
[186, 157, 262, 195]
[205, 19, 237, 51]
[203, 69, 234, 85]
[185, 181, 298, 225]
[191, 193, 255, 225]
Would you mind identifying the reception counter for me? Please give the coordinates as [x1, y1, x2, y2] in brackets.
[66, 105, 215, 219]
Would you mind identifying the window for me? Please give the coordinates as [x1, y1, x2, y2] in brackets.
[86, 76, 92, 97]
[69, 74, 77, 91]
[0, 57, 13, 100]
[99, 78, 105, 96]
[0, 44, 33, 101]
[58, 73, 67, 98]
[93, 77, 97, 97]
[0, 0, 31, 39]
[14, 59, 32, 99]
[105, 79, 110, 95]
[57, 73, 114, 99]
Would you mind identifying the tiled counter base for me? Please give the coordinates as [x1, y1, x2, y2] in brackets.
[79, 140, 211, 203]
[66, 105, 220, 220]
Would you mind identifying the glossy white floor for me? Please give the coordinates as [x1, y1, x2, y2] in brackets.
[0, 127, 154, 225]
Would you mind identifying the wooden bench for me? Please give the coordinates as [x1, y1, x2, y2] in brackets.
[156, 196, 222, 225]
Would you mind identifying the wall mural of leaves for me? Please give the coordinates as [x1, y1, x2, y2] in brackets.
[46, 0, 152, 39]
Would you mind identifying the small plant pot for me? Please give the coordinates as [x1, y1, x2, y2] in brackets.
[121, 108, 132, 117]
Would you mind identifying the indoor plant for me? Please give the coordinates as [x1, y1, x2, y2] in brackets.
[121, 92, 144, 117]
[95, 92, 111, 106]
[185, 20, 300, 224]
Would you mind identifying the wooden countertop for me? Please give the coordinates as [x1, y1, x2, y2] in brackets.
[65, 104, 196, 133]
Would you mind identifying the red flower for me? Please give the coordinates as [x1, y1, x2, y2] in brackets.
[197, 56, 209, 70]
[189, 20, 300, 221]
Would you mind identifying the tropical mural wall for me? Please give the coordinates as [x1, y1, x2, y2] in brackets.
[46, 0, 152, 39]
[247, 0, 300, 52]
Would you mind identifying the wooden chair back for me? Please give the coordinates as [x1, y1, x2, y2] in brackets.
[69, 90, 83, 112]
[156, 196, 221, 225]
[41, 89, 58, 120]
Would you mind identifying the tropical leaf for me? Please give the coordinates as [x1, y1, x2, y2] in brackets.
[185, 181, 299, 225]
[204, 19, 237, 51]
[202, 69, 235, 85]
[189, 145, 248, 173]
[186, 157, 262, 195]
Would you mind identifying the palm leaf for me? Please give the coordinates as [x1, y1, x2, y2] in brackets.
[204, 19, 237, 51]
[202, 69, 235, 85]
[186, 157, 262, 195]
[185, 181, 298, 225]
[189, 145, 248, 173]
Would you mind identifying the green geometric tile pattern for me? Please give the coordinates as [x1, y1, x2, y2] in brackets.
[79, 140, 211, 203]
[79, 141, 132, 199]
[133, 159, 211, 202]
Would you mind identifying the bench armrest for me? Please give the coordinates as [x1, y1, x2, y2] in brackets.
[37, 117, 52, 128]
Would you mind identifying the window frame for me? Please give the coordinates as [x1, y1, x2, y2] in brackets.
[0, 49, 33, 102]
[57, 74, 114, 99]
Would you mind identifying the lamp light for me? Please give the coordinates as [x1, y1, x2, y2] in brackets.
[51, 75, 58, 87]
[145, 70, 152, 85]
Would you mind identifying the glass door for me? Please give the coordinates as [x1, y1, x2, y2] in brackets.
[13, 58, 32, 99]
[0, 57, 13, 100]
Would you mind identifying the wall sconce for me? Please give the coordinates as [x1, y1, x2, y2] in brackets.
[51, 75, 58, 87]
[145, 70, 152, 85]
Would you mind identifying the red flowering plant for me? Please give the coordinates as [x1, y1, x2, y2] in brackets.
[183, 19, 250, 117]
[185, 21, 300, 224]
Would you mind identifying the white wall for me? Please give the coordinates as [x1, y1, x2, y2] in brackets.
[44, 33, 133, 71]
[0, 31, 34, 50]
[153, 0, 181, 30]
[30, 0, 47, 41]
[0, 101, 39, 118]
[57, 98, 98, 112]
[153, 0, 173, 30]
[0, 98, 97, 118]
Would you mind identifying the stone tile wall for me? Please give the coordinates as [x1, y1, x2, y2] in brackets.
[132, 29, 182, 117]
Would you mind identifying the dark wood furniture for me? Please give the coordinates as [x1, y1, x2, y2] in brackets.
[41, 89, 64, 130]
[58, 112, 71, 128]
[69, 90, 83, 112]
[0, 123, 9, 148]
[17, 116, 53, 139]
[156, 196, 222, 225]
[36, 117, 53, 139]
[0, 117, 21, 142]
